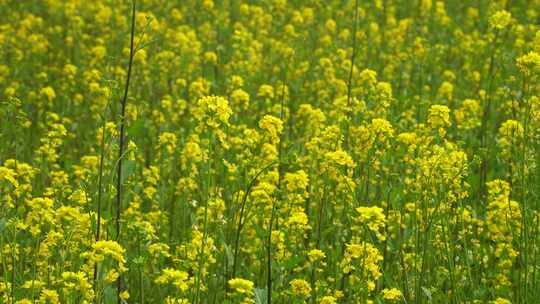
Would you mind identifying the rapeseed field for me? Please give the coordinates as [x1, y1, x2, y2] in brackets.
[1, 0, 540, 303]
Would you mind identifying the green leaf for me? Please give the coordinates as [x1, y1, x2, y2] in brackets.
[254, 288, 267, 304]
[284, 255, 304, 270]
[0, 218, 6, 233]
[421, 286, 432, 301]
[103, 285, 116, 303]
[127, 119, 145, 138]
[224, 242, 234, 267]
[121, 159, 136, 183]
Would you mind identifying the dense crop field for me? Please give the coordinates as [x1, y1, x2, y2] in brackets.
[2, 0, 540, 303]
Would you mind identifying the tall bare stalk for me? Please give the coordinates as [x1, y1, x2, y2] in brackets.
[115, 1, 137, 303]
[267, 71, 288, 304]
[344, 0, 359, 150]
[93, 116, 107, 299]
[346, 0, 360, 108]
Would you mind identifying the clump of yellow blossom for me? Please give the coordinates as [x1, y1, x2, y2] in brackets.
[355, 206, 386, 241]
[259, 115, 284, 144]
[193, 95, 232, 129]
[489, 10, 512, 30]
[381, 288, 403, 301]
[290, 278, 312, 297]
[516, 51, 540, 76]
[155, 268, 190, 291]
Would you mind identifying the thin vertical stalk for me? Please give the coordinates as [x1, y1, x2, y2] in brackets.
[93, 117, 107, 296]
[267, 70, 287, 304]
[115, 1, 137, 303]
[194, 130, 214, 304]
[346, 0, 360, 109]
[231, 161, 276, 279]
[266, 203, 277, 304]
[518, 75, 531, 301]
[478, 30, 499, 201]
[345, 0, 360, 150]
